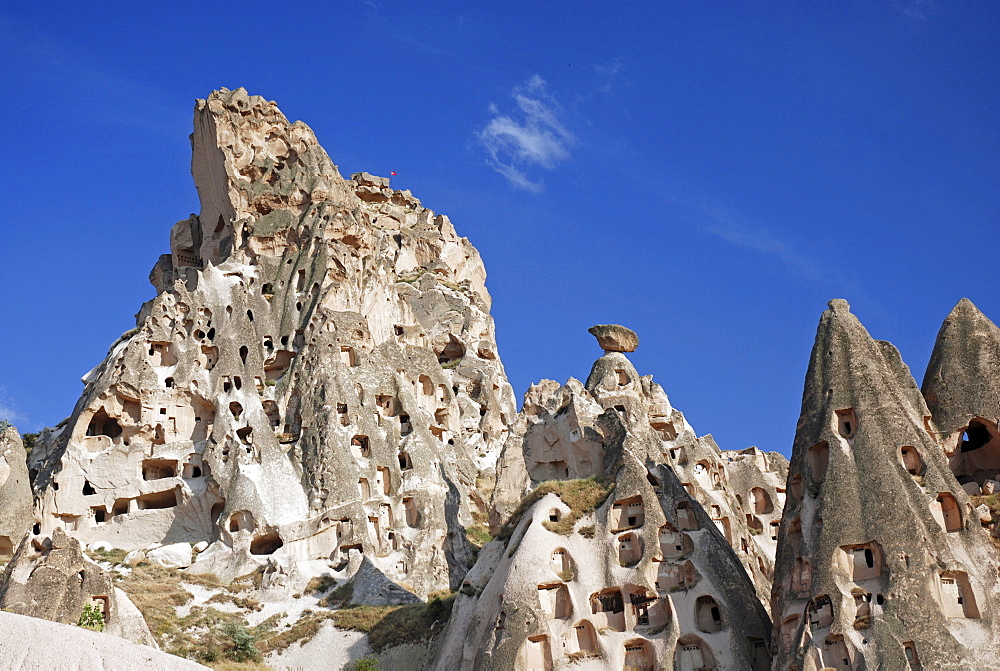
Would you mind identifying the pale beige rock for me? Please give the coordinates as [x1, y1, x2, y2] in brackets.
[0, 528, 156, 647]
[438, 333, 772, 670]
[147, 542, 193, 568]
[0, 426, 32, 557]
[0, 610, 205, 670]
[123, 549, 146, 566]
[28, 88, 517, 602]
[962, 481, 981, 496]
[976, 504, 992, 524]
[771, 300, 1000, 670]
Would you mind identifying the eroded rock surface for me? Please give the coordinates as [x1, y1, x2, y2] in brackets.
[0, 528, 156, 646]
[588, 323, 639, 352]
[922, 298, 1000, 496]
[435, 329, 774, 670]
[0, 425, 32, 557]
[771, 299, 1000, 670]
[0, 609, 205, 670]
[28, 88, 516, 601]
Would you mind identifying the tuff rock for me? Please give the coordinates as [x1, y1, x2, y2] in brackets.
[433, 341, 780, 670]
[26, 87, 516, 602]
[922, 298, 1000, 496]
[0, 528, 156, 647]
[0, 425, 32, 557]
[770, 299, 1000, 670]
[0, 610, 205, 670]
[588, 324, 639, 353]
[3, 90, 999, 670]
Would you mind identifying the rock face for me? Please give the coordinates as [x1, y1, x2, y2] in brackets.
[0, 528, 156, 646]
[0, 425, 32, 556]
[0, 609, 205, 670]
[15, 89, 1000, 669]
[771, 299, 1000, 670]
[922, 298, 1000, 494]
[434, 332, 774, 670]
[28, 88, 516, 600]
[588, 324, 639, 353]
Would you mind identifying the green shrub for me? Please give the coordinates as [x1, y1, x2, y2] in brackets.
[78, 603, 105, 632]
[223, 624, 260, 663]
[465, 524, 493, 548]
[350, 657, 381, 671]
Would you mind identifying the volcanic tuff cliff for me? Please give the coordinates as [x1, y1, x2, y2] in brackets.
[0, 426, 32, 556]
[26, 87, 516, 597]
[771, 299, 1000, 670]
[435, 326, 783, 670]
[2, 89, 999, 670]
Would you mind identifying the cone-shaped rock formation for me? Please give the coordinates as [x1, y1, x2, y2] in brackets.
[434, 328, 775, 670]
[0, 425, 32, 558]
[922, 298, 1000, 497]
[771, 299, 1000, 670]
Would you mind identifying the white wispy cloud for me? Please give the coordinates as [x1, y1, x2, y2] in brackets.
[594, 57, 623, 93]
[477, 75, 574, 192]
[892, 0, 934, 20]
[704, 220, 822, 283]
[0, 386, 26, 428]
[700, 205, 888, 320]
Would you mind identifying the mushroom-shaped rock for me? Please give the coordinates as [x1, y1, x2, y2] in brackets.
[588, 324, 639, 352]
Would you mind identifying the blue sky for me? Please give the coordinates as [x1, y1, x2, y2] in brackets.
[1, 2, 997, 459]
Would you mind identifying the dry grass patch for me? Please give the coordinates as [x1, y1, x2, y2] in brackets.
[118, 562, 196, 638]
[305, 574, 337, 595]
[466, 524, 493, 548]
[206, 592, 263, 611]
[497, 477, 614, 538]
[332, 591, 456, 653]
[256, 610, 337, 655]
[972, 494, 1000, 524]
[85, 548, 129, 564]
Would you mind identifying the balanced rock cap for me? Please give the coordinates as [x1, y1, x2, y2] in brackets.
[588, 324, 639, 352]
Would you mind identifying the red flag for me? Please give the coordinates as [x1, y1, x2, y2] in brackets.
[391, 171, 397, 176]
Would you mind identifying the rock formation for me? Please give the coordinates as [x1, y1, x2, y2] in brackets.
[0, 609, 206, 670]
[0, 425, 32, 557]
[922, 298, 1000, 497]
[433, 327, 775, 670]
[771, 299, 1000, 670]
[0, 528, 156, 646]
[27, 88, 516, 598]
[7, 88, 1000, 669]
[588, 324, 639, 353]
